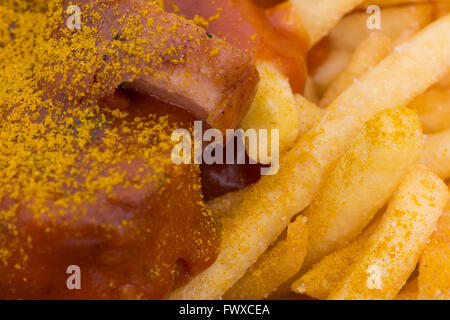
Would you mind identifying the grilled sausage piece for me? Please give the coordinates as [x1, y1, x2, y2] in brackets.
[51, 0, 259, 131]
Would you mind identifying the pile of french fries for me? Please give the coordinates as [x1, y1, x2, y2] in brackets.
[170, 0, 450, 300]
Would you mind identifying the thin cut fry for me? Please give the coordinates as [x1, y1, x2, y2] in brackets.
[303, 77, 319, 104]
[408, 87, 450, 133]
[418, 209, 450, 299]
[360, 0, 450, 8]
[329, 4, 433, 52]
[241, 61, 300, 156]
[320, 32, 392, 107]
[437, 72, 450, 87]
[328, 166, 449, 300]
[207, 188, 246, 218]
[420, 129, 450, 180]
[302, 107, 423, 269]
[436, 2, 450, 19]
[395, 277, 418, 300]
[169, 15, 450, 300]
[224, 216, 308, 300]
[290, 0, 364, 46]
[292, 218, 380, 300]
[312, 50, 352, 94]
[295, 95, 324, 137]
[209, 95, 323, 216]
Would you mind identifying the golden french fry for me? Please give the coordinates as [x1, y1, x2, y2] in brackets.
[329, 4, 433, 52]
[320, 32, 392, 107]
[435, 2, 450, 18]
[395, 277, 418, 300]
[287, 107, 422, 298]
[408, 87, 450, 133]
[290, 0, 364, 46]
[328, 166, 449, 300]
[240, 61, 300, 156]
[314, 4, 432, 92]
[292, 217, 380, 299]
[418, 209, 450, 299]
[360, 0, 447, 8]
[312, 50, 352, 95]
[420, 129, 450, 180]
[209, 95, 323, 216]
[207, 188, 246, 218]
[436, 72, 450, 87]
[224, 216, 308, 300]
[295, 94, 324, 137]
[303, 77, 320, 104]
[169, 15, 450, 300]
[302, 107, 423, 269]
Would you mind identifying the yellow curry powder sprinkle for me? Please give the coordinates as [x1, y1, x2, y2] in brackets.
[0, 0, 215, 274]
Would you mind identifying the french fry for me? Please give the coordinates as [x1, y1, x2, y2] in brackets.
[312, 50, 352, 95]
[292, 217, 380, 299]
[240, 61, 300, 156]
[436, 72, 450, 87]
[408, 87, 450, 133]
[420, 129, 450, 180]
[313, 4, 432, 92]
[169, 15, 450, 300]
[295, 94, 324, 137]
[207, 188, 246, 218]
[418, 209, 450, 299]
[302, 107, 423, 269]
[290, 0, 364, 46]
[435, 2, 450, 18]
[288, 107, 422, 298]
[360, 0, 448, 8]
[328, 166, 449, 300]
[223, 216, 308, 300]
[329, 4, 433, 52]
[209, 95, 322, 216]
[320, 32, 392, 107]
[303, 77, 320, 104]
[395, 277, 418, 300]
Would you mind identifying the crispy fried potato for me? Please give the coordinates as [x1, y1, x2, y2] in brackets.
[224, 216, 308, 300]
[435, 2, 450, 18]
[409, 87, 450, 133]
[313, 4, 432, 92]
[436, 72, 450, 87]
[328, 166, 449, 300]
[241, 61, 300, 157]
[360, 0, 449, 8]
[302, 107, 423, 269]
[303, 77, 320, 104]
[295, 95, 325, 137]
[209, 95, 323, 216]
[395, 277, 418, 300]
[290, 0, 364, 46]
[421, 129, 450, 179]
[286, 107, 422, 298]
[292, 217, 380, 299]
[329, 4, 433, 52]
[320, 33, 392, 107]
[312, 49, 352, 94]
[418, 209, 450, 299]
[207, 188, 246, 217]
[169, 15, 450, 299]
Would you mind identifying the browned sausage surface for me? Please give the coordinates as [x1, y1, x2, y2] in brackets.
[50, 0, 259, 131]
